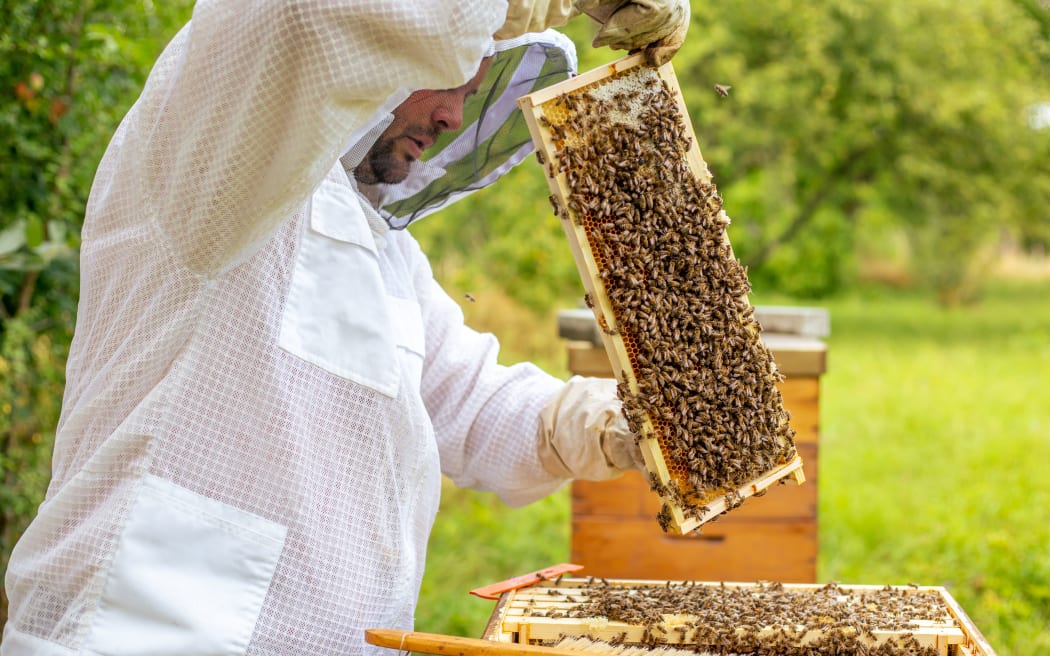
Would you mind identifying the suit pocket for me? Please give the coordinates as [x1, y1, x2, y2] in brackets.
[279, 179, 400, 397]
[85, 475, 287, 656]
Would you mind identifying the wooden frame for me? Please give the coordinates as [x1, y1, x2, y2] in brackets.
[483, 578, 998, 656]
[518, 54, 803, 534]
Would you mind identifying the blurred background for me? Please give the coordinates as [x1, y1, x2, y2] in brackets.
[1, 1, 1047, 653]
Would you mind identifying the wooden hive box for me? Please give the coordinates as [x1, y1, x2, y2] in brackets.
[559, 306, 827, 583]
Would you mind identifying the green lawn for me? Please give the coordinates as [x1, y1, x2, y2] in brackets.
[818, 281, 1050, 654]
[416, 279, 1049, 655]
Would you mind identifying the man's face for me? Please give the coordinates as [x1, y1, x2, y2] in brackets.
[355, 59, 492, 186]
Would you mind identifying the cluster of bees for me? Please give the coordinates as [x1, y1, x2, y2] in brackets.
[543, 68, 796, 525]
[528, 580, 954, 656]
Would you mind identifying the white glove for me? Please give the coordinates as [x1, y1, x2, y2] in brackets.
[494, 0, 689, 66]
[575, 0, 690, 66]
[537, 376, 645, 481]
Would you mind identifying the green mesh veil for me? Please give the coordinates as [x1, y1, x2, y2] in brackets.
[368, 30, 577, 229]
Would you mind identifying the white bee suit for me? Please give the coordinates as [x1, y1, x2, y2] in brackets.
[1, 2, 594, 655]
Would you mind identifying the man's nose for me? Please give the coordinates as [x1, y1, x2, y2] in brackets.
[432, 96, 465, 133]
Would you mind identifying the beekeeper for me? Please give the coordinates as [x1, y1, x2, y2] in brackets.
[1, 1, 688, 655]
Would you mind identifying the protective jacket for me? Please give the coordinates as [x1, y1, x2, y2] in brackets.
[1, 2, 580, 655]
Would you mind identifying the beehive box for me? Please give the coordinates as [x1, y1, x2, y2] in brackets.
[518, 54, 803, 534]
[483, 578, 998, 656]
[559, 307, 827, 583]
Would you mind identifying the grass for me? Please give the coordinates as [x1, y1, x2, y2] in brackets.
[817, 280, 1050, 654]
[416, 278, 1050, 655]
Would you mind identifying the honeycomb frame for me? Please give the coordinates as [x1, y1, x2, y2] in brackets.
[518, 54, 804, 534]
[483, 578, 999, 656]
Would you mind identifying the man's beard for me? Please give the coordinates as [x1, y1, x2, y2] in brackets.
[354, 136, 407, 186]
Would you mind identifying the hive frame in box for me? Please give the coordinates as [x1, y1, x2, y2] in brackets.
[482, 578, 998, 656]
[517, 53, 803, 534]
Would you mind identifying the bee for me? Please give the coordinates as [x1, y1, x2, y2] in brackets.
[464, 293, 476, 303]
[656, 504, 674, 533]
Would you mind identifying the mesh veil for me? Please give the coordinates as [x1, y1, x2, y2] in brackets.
[365, 30, 577, 229]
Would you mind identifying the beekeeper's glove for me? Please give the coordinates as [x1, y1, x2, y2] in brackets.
[576, 0, 689, 66]
[496, 0, 689, 66]
[537, 376, 645, 481]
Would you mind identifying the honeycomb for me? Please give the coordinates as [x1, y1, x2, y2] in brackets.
[505, 580, 967, 656]
[525, 60, 799, 533]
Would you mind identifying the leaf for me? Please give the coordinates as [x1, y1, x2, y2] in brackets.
[0, 220, 27, 255]
[25, 215, 44, 248]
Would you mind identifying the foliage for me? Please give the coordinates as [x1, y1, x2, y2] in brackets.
[418, 277, 1050, 656]
[680, 0, 1049, 300]
[0, 311, 67, 620]
[703, 0, 1048, 300]
[0, 0, 194, 627]
[415, 0, 1050, 304]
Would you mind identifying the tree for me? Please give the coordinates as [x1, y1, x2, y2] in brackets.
[674, 0, 1050, 300]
